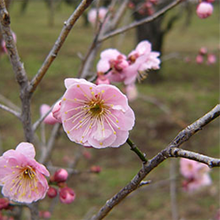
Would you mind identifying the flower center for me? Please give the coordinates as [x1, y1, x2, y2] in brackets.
[89, 102, 103, 116]
[23, 166, 35, 180]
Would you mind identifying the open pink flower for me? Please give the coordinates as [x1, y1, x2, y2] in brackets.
[207, 53, 216, 65]
[125, 41, 160, 85]
[97, 49, 129, 83]
[196, 2, 213, 19]
[0, 142, 50, 203]
[88, 7, 108, 26]
[40, 104, 59, 125]
[58, 78, 135, 149]
[180, 158, 212, 192]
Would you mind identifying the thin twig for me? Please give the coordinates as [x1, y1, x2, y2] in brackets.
[99, 0, 183, 43]
[0, 103, 21, 119]
[126, 138, 148, 163]
[28, 0, 94, 94]
[90, 104, 220, 220]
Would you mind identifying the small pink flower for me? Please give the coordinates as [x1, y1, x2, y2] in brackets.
[196, 2, 213, 19]
[40, 104, 59, 125]
[207, 53, 216, 65]
[125, 41, 160, 85]
[58, 78, 135, 149]
[59, 187, 75, 204]
[196, 54, 204, 64]
[97, 49, 129, 83]
[53, 169, 68, 183]
[87, 7, 108, 26]
[47, 186, 57, 198]
[199, 47, 208, 55]
[125, 84, 138, 102]
[180, 158, 212, 192]
[0, 142, 50, 203]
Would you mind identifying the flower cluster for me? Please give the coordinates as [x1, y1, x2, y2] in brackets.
[0, 143, 50, 203]
[96, 40, 160, 100]
[97, 40, 160, 86]
[196, 1, 214, 19]
[180, 158, 212, 192]
[48, 169, 75, 204]
[196, 47, 216, 65]
[52, 78, 135, 149]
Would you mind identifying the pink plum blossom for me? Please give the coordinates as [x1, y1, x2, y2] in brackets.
[87, 7, 108, 26]
[207, 53, 216, 65]
[58, 78, 135, 149]
[0, 142, 50, 203]
[125, 40, 160, 85]
[52, 169, 68, 183]
[47, 186, 57, 199]
[59, 187, 75, 204]
[196, 54, 204, 64]
[180, 158, 212, 192]
[40, 104, 59, 125]
[199, 47, 208, 55]
[196, 2, 213, 19]
[97, 49, 129, 83]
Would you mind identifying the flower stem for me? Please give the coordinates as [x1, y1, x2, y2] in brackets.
[126, 138, 148, 163]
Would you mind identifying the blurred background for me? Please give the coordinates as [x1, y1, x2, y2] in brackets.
[0, 0, 219, 219]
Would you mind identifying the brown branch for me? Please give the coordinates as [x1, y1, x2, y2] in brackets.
[98, 0, 183, 43]
[90, 104, 220, 220]
[28, 0, 94, 94]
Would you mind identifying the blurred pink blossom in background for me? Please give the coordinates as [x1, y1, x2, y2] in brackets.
[87, 7, 108, 26]
[196, 2, 213, 19]
[180, 158, 212, 192]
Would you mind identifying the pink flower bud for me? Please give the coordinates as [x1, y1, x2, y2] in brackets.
[0, 198, 9, 210]
[90, 165, 102, 173]
[59, 187, 75, 204]
[199, 47, 207, 55]
[96, 75, 110, 85]
[53, 169, 69, 183]
[196, 54, 204, 64]
[40, 104, 58, 125]
[196, 2, 213, 19]
[207, 53, 216, 65]
[47, 186, 57, 198]
[43, 211, 51, 219]
[52, 101, 62, 123]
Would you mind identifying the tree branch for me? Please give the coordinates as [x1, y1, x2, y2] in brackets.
[28, 0, 94, 95]
[98, 0, 183, 43]
[90, 104, 220, 220]
[0, 103, 21, 119]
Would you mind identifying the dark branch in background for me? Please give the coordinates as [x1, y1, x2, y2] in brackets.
[28, 0, 94, 95]
[90, 104, 220, 220]
[99, 0, 183, 43]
